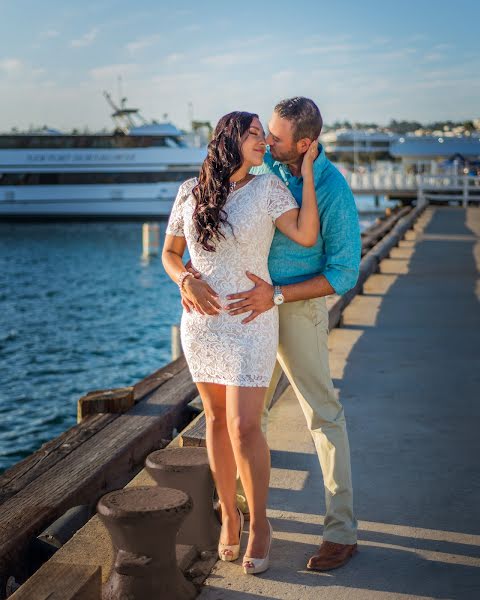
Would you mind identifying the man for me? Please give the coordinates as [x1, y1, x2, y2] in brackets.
[185, 97, 361, 571]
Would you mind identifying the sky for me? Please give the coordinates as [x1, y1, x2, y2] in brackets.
[0, 0, 479, 132]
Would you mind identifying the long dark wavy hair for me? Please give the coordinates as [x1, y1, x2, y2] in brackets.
[192, 111, 258, 252]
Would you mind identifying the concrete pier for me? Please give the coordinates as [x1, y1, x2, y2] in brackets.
[198, 206, 480, 600]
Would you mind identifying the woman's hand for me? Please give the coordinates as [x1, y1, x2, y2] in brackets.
[301, 142, 319, 179]
[182, 276, 221, 316]
[181, 260, 202, 313]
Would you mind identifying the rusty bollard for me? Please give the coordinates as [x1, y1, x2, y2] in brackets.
[97, 486, 196, 600]
[146, 447, 220, 551]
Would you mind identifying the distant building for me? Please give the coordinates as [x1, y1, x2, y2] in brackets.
[321, 129, 398, 167]
[390, 135, 480, 173]
[321, 128, 480, 174]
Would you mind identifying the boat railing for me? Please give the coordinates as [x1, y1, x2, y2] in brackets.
[345, 172, 480, 203]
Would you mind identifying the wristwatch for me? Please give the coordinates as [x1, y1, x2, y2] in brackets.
[273, 285, 285, 305]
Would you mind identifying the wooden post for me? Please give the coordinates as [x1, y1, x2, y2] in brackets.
[171, 325, 183, 360]
[142, 223, 160, 258]
[417, 182, 425, 207]
[77, 386, 135, 423]
[463, 176, 469, 208]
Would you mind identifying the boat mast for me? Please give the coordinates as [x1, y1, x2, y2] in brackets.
[103, 78, 147, 133]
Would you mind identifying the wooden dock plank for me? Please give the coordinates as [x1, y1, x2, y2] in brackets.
[361, 206, 411, 255]
[0, 365, 196, 585]
[0, 356, 187, 505]
[9, 562, 101, 600]
[0, 204, 428, 594]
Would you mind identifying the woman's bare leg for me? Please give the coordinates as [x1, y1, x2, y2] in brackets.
[226, 386, 271, 558]
[196, 382, 240, 546]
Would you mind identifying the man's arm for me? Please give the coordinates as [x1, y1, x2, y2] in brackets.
[281, 274, 335, 301]
[225, 272, 334, 323]
[226, 180, 361, 323]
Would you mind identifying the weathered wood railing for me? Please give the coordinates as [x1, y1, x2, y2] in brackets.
[0, 201, 427, 598]
[0, 356, 197, 597]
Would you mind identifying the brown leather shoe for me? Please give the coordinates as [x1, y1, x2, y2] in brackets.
[307, 540, 358, 571]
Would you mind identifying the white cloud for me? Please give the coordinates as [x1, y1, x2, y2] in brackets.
[174, 9, 193, 17]
[376, 47, 417, 61]
[0, 58, 46, 83]
[70, 28, 98, 48]
[422, 52, 444, 63]
[182, 24, 201, 33]
[165, 53, 185, 64]
[201, 51, 260, 67]
[126, 34, 161, 54]
[40, 29, 60, 39]
[298, 43, 362, 55]
[271, 70, 294, 82]
[89, 63, 140, 81]
[371, 37, 391, 46]
[0, 58, 23, 74]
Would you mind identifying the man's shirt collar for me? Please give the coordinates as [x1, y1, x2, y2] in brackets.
[268, 143, 327, 187]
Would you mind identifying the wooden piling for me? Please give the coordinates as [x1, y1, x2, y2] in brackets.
[142, 223, 160, 258]
[171, 325, 183, 360]
[77, 387, 135, 423]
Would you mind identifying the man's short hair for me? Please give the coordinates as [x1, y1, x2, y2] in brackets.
[274, 97, 323, 142]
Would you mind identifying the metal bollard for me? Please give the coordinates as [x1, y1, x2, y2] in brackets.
[145, 447, 220, 552]
[97, 486, 196, 600]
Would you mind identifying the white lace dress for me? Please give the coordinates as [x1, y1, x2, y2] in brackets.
[166, 174, 298, 387]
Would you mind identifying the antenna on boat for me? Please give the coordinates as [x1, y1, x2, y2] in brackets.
[103, 82, 147, 133]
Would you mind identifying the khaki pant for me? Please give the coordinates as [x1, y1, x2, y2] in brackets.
[236, 297, 358, 545]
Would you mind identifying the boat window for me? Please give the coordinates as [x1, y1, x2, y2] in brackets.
[0, 171, 200, 185]
[0, 136, 182, 149]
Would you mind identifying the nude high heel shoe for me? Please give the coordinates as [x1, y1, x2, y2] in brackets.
[242, 520, 273, 575]
[218, 507, 244, 562]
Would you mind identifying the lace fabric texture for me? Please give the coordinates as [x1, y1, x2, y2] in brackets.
[166, 174, 298, 387]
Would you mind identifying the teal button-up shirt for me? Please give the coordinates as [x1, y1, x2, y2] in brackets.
[252, 144, 361, 295]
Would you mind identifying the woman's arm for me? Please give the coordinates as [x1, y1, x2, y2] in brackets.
[274, 143, 320, 247]
[162, 234, 221, 316]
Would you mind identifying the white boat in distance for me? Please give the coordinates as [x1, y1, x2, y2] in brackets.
[0, 93, 206, 220]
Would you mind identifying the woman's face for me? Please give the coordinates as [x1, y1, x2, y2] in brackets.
[240, 117, 266, 167]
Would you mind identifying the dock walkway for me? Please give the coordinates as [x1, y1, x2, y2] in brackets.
[199, 206, 480, 600]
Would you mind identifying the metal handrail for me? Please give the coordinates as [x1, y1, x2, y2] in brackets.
[345, 173, 480, 206]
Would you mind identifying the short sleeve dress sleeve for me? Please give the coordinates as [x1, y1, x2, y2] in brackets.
[166, 178, 196, 237]
[265, 175, 299, 221]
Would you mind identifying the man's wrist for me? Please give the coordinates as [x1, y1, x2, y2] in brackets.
[279, 275, 334, 303]
[273, 285, 285, 305]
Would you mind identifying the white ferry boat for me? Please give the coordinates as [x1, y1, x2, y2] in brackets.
[0, 94, 206, 220]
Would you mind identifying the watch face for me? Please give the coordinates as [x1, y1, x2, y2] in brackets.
[274, 294, 285, 305]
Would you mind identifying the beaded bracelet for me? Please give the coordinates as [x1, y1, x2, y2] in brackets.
[178, 271, 194, 291]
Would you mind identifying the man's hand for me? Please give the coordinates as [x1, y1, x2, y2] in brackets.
[226, 271, 274, 324]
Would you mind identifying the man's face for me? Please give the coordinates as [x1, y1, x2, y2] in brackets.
[266, 112, 300, 163]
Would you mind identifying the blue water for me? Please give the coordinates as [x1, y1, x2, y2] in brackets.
[0, 196, 395, 474]
[0, 221, 183, 473]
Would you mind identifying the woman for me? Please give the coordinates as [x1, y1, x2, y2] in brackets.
[162, 111, 319, 575]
